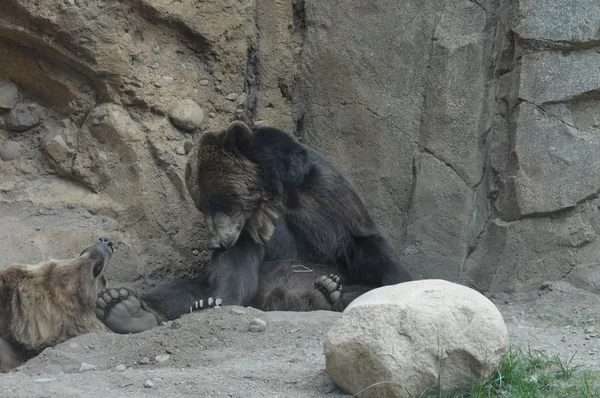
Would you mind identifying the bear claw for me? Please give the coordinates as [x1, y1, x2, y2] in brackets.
[189, 297, 223, 313]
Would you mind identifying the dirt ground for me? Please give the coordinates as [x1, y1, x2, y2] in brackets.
[1, 281, 599, 398]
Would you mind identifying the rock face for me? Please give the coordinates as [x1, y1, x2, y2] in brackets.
[0, 0, 599, 294]
[324, 280, 508, 398]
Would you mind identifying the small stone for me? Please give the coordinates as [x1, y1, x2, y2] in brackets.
[149, 62, 160, 69]
[38, 60, 51, 73]
[561, 336, 567, 342]
[144, 380, 155, 388]
[589, 334, 597, 338]
[585, 327, 595, 334]
[249, 318, 267, 333]
[0, 140, 21, 161]
[199, 79, 210, 86]
[155, 354, 170, 363]
[169, 99, 204, 131]
[176, 147, 186, 155]
[44, 135, 71, 163]
[114, 364, 126, 372]
[0, 80, 18, 110]
[208, 112, 216, 119]
[162, 76, 174, 84]
[236, 93, 247, 106]
[80, 83, 92, 93]
[78, 363, 96, 373]
[224, 93, 238, 101]
[79, 37, 90, 44]
[152, 45, 161, 54]
[192, 249, 199, 256]
[294, 47, 302, 55]
[230, 307, 246, 315]
[5, 104, 40, 132]
[139, 357, 150, 365]
[171, 320, 183, 329]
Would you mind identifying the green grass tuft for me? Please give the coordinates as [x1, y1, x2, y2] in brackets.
[450, 346, 600, 398]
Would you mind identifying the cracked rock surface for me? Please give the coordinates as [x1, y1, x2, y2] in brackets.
[0, 0, 600, 332]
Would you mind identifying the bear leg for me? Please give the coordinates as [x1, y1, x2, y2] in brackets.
[95, 287, 159, 334]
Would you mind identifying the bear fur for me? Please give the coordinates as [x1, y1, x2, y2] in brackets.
[95, 121, 411, 335]
[0, 238, 114, 373]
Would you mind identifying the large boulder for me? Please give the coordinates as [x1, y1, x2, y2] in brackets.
[324, 279, 508, 398]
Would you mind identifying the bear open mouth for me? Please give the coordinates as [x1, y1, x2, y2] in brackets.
[99, 237, 115, 253]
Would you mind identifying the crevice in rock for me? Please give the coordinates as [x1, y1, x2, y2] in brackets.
[466, 0, 490, 14]
[516, 189, 600, 222]
[125, 0, 212, 59]
[242, 43, 260, 124]
[291, 0, 306, 48]
[519, 98, 598, 133]
[516, 34, 600, 52]
[420, 146, 473, 189]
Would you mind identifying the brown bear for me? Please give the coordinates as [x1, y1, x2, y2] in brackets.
[95, 121, 411, 335]
[0, 238, 114, 373]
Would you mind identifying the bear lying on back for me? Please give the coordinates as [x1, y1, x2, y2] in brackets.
[95, 121, 411, 334]
[0, 238, 114, 373]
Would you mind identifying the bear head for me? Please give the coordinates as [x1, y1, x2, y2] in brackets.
[183, 121, 280, 250]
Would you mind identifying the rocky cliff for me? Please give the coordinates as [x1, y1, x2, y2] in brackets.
[1, 0, 598, 294]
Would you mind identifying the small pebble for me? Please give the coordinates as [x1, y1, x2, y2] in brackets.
[155, 354, 170, 363]
[5, 104, 40, 132]
[149, 62, 160, 69]
[0, 80, 18, 110]
[0, 140, 21, 161]
[230, 307, 246, 315]
[199, 79, 210, 86]
[192, 249, 199, 256]
[224, 93, 238, 101]
[152, 44, 161, 54]
[169, 99, 204, 131]
[585, 327, 595, 334]
[144, 380, 155, 388]
[79, 363, 96, 373]
[139, 357, 151, 365]
[162, 76, 174, 84]
[208, 112, 216, 119]
[114, 364, 126, 372]
[249, 318, 267, 333]
[171, 320, 183, 329]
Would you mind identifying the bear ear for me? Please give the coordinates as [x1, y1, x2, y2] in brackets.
[223, 121, 252, 153]
[183, 139, 194, 155]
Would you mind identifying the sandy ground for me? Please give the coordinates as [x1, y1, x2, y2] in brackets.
[1, 281, 599, 398]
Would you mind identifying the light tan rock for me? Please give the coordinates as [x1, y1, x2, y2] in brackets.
[324, 279, 508, 398]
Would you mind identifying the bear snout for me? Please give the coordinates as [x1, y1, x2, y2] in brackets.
[98, 237, 115, 253]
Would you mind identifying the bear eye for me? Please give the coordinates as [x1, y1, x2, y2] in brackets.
[207, 193, 236, 214]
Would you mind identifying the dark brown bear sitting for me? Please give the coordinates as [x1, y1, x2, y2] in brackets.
[96, 121, 412, 334]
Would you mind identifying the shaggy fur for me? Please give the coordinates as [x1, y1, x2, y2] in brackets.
[0, 238, 113, 373]
[95, 121, 412, 334]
